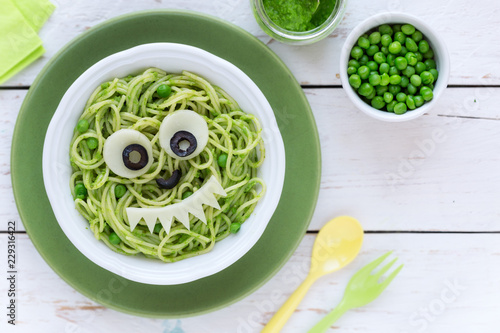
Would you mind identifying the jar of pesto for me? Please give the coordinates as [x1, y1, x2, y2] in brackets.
[251, 0, 347, 45]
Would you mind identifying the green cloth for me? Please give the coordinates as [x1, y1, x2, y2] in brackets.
[0, 0, 54, 84]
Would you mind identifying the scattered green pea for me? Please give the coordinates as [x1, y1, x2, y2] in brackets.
[348, 59, 360, 68]
[230, 222, 241, 234]
[388, 84, 401, 95]
[388, 41, 402, 54]
[381, 34, 392, 47]
[420, 86, 434, 101]
[182, 191, 193, 199]
[76, 119, 89, 133]
[153, 223, 162, 234]
[406, 95, 416, 109]
[366, 45, 379, 56]
[369, 74, 381, 86]
[359, 55, 369, 65]
[401, 76, 410, 88]
[387, 100, 397, 112]
[109, 232, 121, 244]
[395, 57, 408, 70]
[376, 85, 388, 95]
[367, 61, 378, 71]
[414, 95, 425, 107]
[394, 31, 406, 44]
[429, 68, 439, 80]
[383, 92, 394, 103]
[424, 59, 436, 69]
[351, 46, 364, 60]
[412, 31, 423, 42]
[380, 73, 390, 86]
[389, 74, 402, 85]
[347, 66, 358, 75]
[407, 83, 417, 95]
[114, 184, 127, 198]
[415, 62, 427, 74]
[358, 36, 370, 49]
[420, 71, 434, 85]
[217, 153, 228, 168]
[74, 183, 87, 200]
[405, 52, 418, 66]
[373, 52, 386, 64]
[379, 24, 393, 35]
[405, 38, 419, 53]
[396, 92, 407, 102]
[418, 40, 430, 53]
[389, 66, 400, 76]
[401, 24, 416, 35]
[386, 54, 396, 66]
[402, 65, 416, 78]
[410, 74, 422, 86]
[369, 31, 381, 45]
[86, 137, 98, 150]
[358, 83, 374, 97]
[157, 84, 172, 98]
[371, 96, 385, 109]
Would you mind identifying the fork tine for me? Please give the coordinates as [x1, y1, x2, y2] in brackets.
[357, 251, 393, 276]
[379, 264, 404, 289]
[373, 257, 397, 279]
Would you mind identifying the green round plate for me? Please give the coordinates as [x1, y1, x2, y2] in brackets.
[11, 10, 321, 317]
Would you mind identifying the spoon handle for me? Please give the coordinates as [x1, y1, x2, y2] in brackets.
[308, 301, 349, 333]
[261, 274, 318, 333]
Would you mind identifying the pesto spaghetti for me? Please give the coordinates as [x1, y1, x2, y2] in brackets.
[69, 68, 265, 262]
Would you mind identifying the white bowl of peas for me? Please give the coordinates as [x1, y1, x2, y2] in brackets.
[340, 12, 449, 121]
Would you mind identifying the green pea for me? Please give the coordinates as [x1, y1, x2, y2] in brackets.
[415, 52, 423, 62]
[396, 92, 407, 102]
[358, 83, 374, 97]
[182, 191, 193, 199]
[74, 183, 87, 200]
[365, 89, 376, 100]
[386, 54, 396, 66]
[367, 61, 378, 71]
[218, 153, 228, 168]
[406, 95, 416, 110]
[357, 66, 370, 80]
[412, 31, 423, 42]
[410, 74, 422, 86]
[349, 74, 362, 89]
[388, 85, 401, 95]
[369, 74, 381, 86]
[376, 85, 388, 95]
[420, 86, 434, 101]
[380, 73, 390, 86]
[373, 52, 386, 64]
[401, 24, 416, 35]
[230, 222, 241, 234]
[401, 76, 409, 88]
[157, 84, 172, 98]
[402, 65, 416, 78]
[114, 184, 127, 198]
[379, 24, 393, 35]
[405, 52, 418, 66]
[415, 62, 427, 74]
[351, 46, 364, 60]
[366, 45, 379, 57]
[394, 102, 408, 114]
[407, 83, 417, 95]
[153, 223, 163, 234]
[379, 63, 390, 74]
[389, 75, 402, 85]
[405, 37, 419, 53]
[371, 96, 385, 109]
[359, 55, 369, 65]
[394, 31, 406, 44]
[389, 66, 400, 76]
[348, 59, 360, 68]
[399, 46, 408, 56]
[109, 232, 121, 244]
[76, 119, 89, 133]
[418, 40, 430, 53]
[414, 95, 425, 107]
[388, 41, 402, 54]
[357, 36, 370, 49]
[429, 69, 439, 80]
[86, 137, 98, 150]
[369, 31, 381, 45]
[386, 100, 397, 112]
[393, 24, 402, 33]
[381, 46, 389, 55]
[395, 57, 408, 70]
[424, 59, 437, 69]
[423, 49, 434, 59]
[420, 71, 434, 85]
[347, 66, 358, 75]
[381, 34, 392, 47]
[383, 92, 394, 103]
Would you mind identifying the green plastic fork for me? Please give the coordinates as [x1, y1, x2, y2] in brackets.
[308, 251, 403, 333]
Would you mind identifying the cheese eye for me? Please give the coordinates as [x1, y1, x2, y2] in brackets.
[103, 129, 153, 178]
[159, 110, 209, 160]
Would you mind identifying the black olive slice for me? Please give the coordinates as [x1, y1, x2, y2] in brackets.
[122, 144, 149, 170]
[170, 131, 197, 157]
[156, 169, 182, 189]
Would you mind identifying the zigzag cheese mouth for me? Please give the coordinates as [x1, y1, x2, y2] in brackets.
[126, 176, 227, 234]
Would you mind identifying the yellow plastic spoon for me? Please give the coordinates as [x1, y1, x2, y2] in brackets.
[261, 216, 364, 333]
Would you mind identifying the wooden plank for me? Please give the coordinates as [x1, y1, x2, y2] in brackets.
[1, 0, 499, 87]
[0, 233, 498, 332]
[2, 88, 500, 232]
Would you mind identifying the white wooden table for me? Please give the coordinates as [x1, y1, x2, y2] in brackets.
[1, 0, 500, 332]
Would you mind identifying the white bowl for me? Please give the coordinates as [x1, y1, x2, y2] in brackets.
[43, 43, 286, 285]
[340, 12, 450, 122]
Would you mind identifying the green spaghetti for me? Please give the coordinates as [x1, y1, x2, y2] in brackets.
[69, 68, 265, 262]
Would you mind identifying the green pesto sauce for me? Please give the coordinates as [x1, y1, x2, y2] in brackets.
[263, 0, 337, 32]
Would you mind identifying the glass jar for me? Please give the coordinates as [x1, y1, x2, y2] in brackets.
[251, 0, 348, 45]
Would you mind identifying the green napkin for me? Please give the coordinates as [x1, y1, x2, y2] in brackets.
[0, 0, 55, 84]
